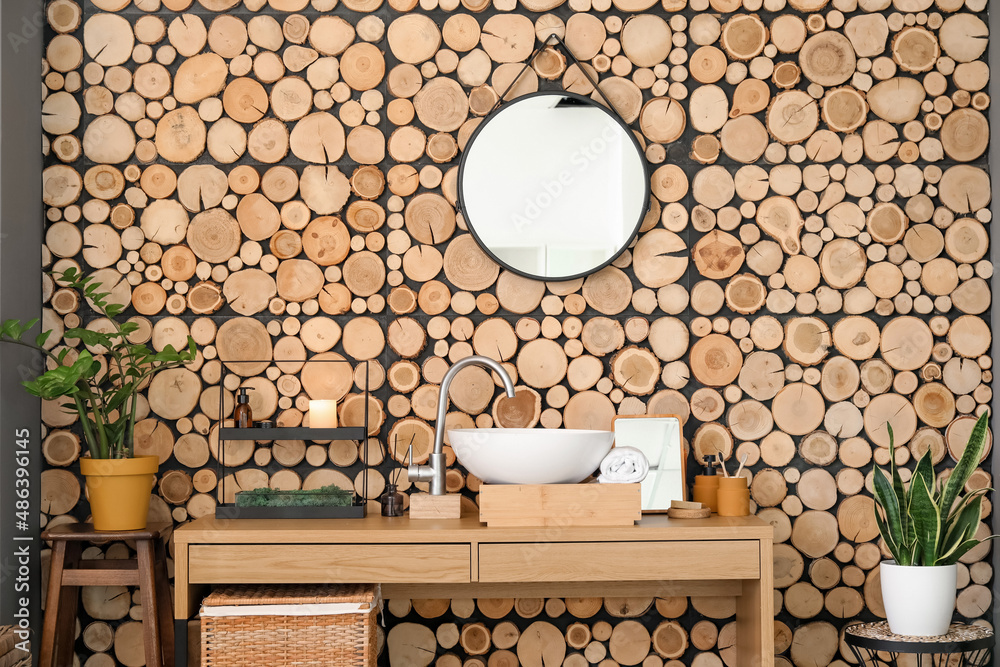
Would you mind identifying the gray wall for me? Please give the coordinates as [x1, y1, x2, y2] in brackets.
[1, 0, 42, 662]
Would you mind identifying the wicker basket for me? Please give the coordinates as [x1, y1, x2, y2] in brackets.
[201, 584, 380, 667]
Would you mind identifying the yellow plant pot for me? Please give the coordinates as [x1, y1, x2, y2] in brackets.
[80, 456, 158, 531]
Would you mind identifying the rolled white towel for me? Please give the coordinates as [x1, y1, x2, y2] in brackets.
[597, 446, 649, 484]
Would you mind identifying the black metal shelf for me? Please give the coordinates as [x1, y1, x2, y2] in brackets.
[216, 357, 371, 519]
[230, 504, 367, 520]
[220, 427, 367, 440]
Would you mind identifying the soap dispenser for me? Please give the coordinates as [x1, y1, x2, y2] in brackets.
[692, 458, 720, 512]
[234, 387, 254, 428]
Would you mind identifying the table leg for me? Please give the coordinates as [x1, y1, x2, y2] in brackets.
[174, 541, 193, 666]
[155, 540, 175, 667]
[137, 540, 163, 667]
[736, 538, 774, 667]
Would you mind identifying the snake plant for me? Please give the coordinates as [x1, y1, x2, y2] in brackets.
[873, 411, 994, 566]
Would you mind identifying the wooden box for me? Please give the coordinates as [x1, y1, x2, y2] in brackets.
[409, 493, 462, 519]
[478, 483, 641, 527]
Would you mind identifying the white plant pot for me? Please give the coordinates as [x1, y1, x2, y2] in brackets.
[880, 560, 957, 636]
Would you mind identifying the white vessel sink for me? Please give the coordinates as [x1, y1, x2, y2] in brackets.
[448, 428, 614, 484]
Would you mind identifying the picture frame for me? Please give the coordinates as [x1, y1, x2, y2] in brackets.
[611, 414, 687, 513]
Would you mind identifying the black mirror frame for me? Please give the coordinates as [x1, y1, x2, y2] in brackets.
[457, 90, 651, 283]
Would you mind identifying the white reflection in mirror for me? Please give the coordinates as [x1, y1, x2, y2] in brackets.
[613, 416, 684, 512]
[460, 93, 647, 280]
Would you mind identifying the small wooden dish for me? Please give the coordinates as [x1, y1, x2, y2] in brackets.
[667, 507, 711, 519]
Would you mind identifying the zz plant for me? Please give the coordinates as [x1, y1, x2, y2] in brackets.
[873, 410, 994, 566]
[1, 268, 196, 460]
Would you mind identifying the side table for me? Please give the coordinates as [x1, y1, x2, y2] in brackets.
[845, 621, 993, 667]
[40, 522, 174, 667]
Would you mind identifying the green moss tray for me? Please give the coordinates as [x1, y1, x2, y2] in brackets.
[222, 485, 365, 519]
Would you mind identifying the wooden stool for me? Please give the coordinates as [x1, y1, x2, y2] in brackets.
[40, 522, 174, 667]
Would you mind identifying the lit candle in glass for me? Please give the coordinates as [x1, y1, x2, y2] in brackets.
[309, 400, 338, 429]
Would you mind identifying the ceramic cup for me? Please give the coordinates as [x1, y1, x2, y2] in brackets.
[717, 477, 750, 516]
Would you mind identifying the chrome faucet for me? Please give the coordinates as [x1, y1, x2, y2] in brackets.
[408, 355, 516, 495]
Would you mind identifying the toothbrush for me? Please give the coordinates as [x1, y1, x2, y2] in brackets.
[735, 453, 749, 479]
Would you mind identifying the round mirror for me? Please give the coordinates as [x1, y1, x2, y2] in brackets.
[458, 92, 649, 281]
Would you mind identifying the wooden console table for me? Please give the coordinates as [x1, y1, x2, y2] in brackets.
[174, 514, 773, 666]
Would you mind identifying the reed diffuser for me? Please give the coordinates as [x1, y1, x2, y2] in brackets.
[381, 436, 408, 517]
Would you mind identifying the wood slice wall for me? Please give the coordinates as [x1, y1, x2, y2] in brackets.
[39, 0, 991, 664]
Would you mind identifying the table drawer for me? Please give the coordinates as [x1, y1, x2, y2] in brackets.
[190, 544, 471, 584]
[478, 541, 759, 582]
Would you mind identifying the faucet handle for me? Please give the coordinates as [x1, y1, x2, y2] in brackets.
[407, 445, 432, 483]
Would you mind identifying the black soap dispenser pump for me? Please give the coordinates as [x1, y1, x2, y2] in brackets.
[235, 387, 254, 428]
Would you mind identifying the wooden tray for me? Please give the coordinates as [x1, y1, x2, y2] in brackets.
[667, 507, 711, 519]
[479, 483, 641, 527]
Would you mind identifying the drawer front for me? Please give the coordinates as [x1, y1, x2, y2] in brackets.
[190, 544, 471, 584]
[479, 541, 759, 582]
